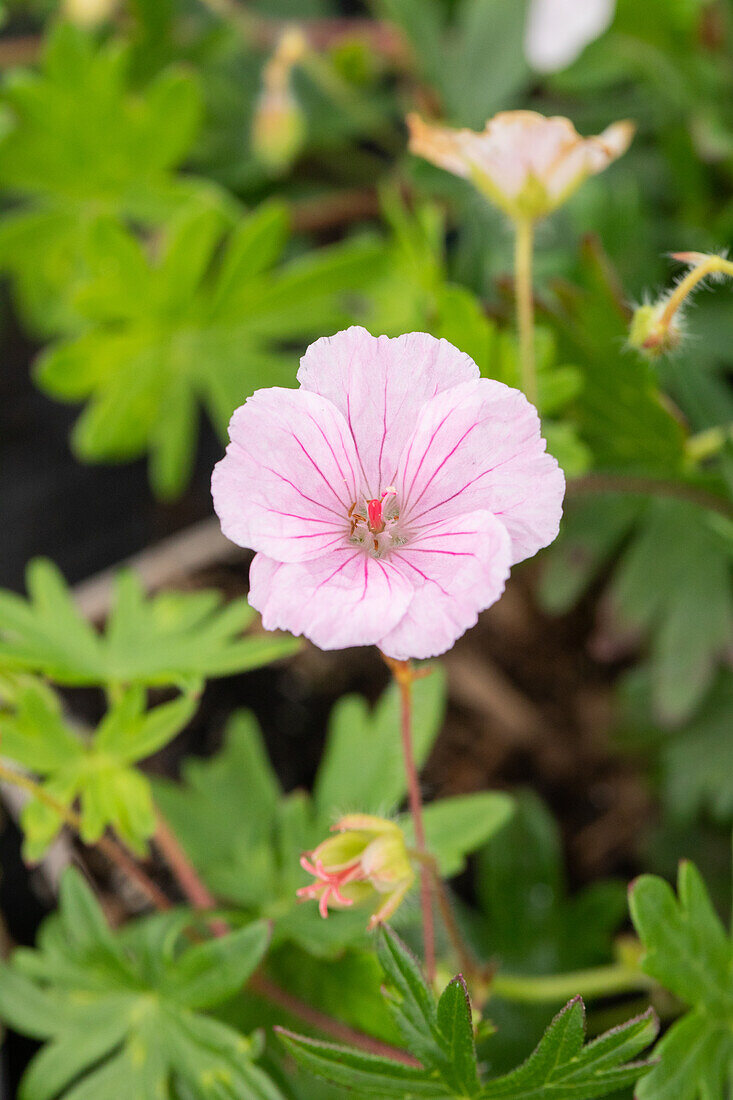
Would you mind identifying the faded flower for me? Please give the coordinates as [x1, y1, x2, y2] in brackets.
[297, 814, 415, 928]
[407, 110, 633, 222]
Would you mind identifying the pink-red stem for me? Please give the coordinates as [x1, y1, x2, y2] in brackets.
[381, 655, 436, 984]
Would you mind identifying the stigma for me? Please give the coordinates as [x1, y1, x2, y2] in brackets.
[348, 487, 402, 556]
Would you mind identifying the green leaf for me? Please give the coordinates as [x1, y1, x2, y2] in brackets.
[609, 499, 733, 723]
[278, 1031, 449, 1097]
[153, 711, 282, 911]
[161, 921, 270, 1010]
[0, 23, 228, 336]
[474, 793, 627, 975]
[549, 239, 687, 475]
[436, 977, 480, 1096]
[35, 203, 386, 496]
[405, 792, 514, 878]
[480, 998, 658, 1098]
[0, 869, 282, 1100]
[379, 0, 530, 127]
[283, 930, 655, 1099]
[540, 495, 733, 724]
[629, 861, 733, 1099]
[2, 680, 197, 859]
[314, 666, 446, 821]
[0, 559, 299, 687]
[378, 926, 446, 1072]
[660, 669, 733, 822]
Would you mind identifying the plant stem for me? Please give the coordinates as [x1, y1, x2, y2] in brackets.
[0, 760, 171, 911]
[380, 654, 436, 985]
[426, 861, 491, 987]
[514, 216, 537, 407]
[491, 964, 653, 1005]
[659, 252, 733, 330]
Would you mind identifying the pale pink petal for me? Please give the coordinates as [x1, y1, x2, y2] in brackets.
[212, 388, 361, 563]
[248, 549, 414, 651]
[297, 327, 479, 497]
[397, 379, 565, 564]
[380, 511, 511, 661]
[525, 0, 615, 73]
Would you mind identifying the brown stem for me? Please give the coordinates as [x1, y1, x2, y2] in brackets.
[154, 811, 217, 909]
[0, 760, 171, 911]
[566, 473, 733, 521]
[291, 188, 381, 234]
[381, 654, 436, 984]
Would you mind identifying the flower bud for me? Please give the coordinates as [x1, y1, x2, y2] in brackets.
[628, 300, 683, 359]
[297, 814, 415, 929]
[251, 27, 308, 175]
[251, 87, 306, 175]
[62, 0, 118, 28]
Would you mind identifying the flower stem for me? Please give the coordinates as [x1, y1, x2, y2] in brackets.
[659, 252, 733, 330]
[0, 760, 171, 911]
[514, 216, 537, 407]
[423, 857, 492, 989]
[491, 963, 653, 1004]
[381, 654, 436, 984]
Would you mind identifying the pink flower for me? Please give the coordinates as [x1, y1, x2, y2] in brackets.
[211, 327, 564, 659]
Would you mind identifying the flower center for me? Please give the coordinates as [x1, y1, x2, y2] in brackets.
[347, 488, 405, 557]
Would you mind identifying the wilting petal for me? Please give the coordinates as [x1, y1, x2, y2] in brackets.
[297, 327, 478, 497]
[397, 379, 564, 564]
[380, 510, 511, 660]
[408, 110, 632, 220]
[248, 549, 413, 651]
[525, 0, 615, 73]
[546, 120, 634, 203]
[212, 388, 360, 563]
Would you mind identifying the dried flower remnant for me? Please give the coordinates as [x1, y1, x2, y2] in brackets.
[407, 110, 634, 223]
[212, 327, 564, 659]
[525, 0, 616, 73]
[629, 251, 733, 360]
[297, 815, 415, 927]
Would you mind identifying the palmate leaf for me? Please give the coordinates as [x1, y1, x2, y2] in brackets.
[0, 869, 281, 1100]
[629, 860, 733, 1099]
[0, 22, 228, 336]
[281, 927, 658, 1100]
[480, 998, 658, 1099]
[0, 558, 298, 688]
[540, 495, 733, 724]
[1, 677, 197, 859]
[35, 200, 386, 498]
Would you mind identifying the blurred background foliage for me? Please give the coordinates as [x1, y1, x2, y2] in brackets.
[0, 0, 732, 1096]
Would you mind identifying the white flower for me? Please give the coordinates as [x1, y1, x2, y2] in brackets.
[525, 0, 616, 73]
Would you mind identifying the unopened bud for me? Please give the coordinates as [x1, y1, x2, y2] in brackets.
[297, 814, 415, 929]
[251, 27, 308, 175]
[251, 86, 306, 174]
[628, 300, 683, 360]
[62, 0, 118, 28]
